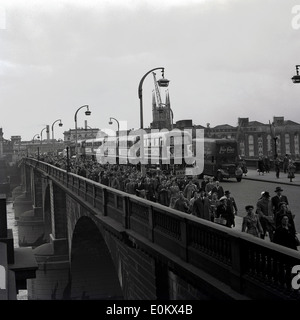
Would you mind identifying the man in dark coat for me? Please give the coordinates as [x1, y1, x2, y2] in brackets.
[211, 180, 224, 199]
[224, 190, 238, 215]
[282, 154, 289, 174]
[257, 156, 265, 175]
[174, 191, 190, 213]
[273, 215, 298, 251]
[157, 180, 170, 206]
[271, 186, 289, 214]
[256, 191, 275, 241]
[274, 156, 281, 179]
[192, 189, 211, 221]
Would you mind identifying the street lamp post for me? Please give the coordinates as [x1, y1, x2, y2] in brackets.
[32, 134, 40, 158]
[51, 119, 63, 140]
[138, 67, 169, 175]
[291, 65, 300, 83]
[109, 117, 120, 132]
[138, 67, 169, 129]
[274, 136, 278, 157]
[66, 146, 70, 172]
[269, 120, 278, 158]
[40, 126, 48, 155]
[40, 127, 48, 144]
[170, 107, 174, 130]
[51, 119, 63, 155]
[74, 105, 91, 160]
[32, 134, 40, 143]
[109, 117, 120, 165]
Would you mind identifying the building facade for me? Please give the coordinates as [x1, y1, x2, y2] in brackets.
[206, 116, 300, 160]
[63, 127, 100, 144]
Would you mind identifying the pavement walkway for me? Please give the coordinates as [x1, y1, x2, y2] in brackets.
[242, 168, 300, 186]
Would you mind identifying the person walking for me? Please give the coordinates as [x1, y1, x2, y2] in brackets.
[256, 191, 275, 241]
[283, 154, 289, 174]
[215, 196, 235, 228]
[274, 156, 281, 179]
[257, 156, 265, 175]
[263, 156, 270, 173]
[125, 178, 137, 195]
[144, 177, 156, 202]
[287, 159, 296, 182]
[209, 192, 220, 222]
[273, 215, 298, 251]
[271, 186, 289, 215]
[136, 177, 146, 199]
[224, 190, 238, 216]
[205, 177, 215, 196]
[238, 157, 248, 176]
[211, 180, 224, 199]
[242, 205, 263, 237]
[157, 180, 170, 206]
[200, 176, 209, 191]
[192, 189, 211, 221]
[274, 202, 296, 234]
[183, 179, 197, 201]
[174, 191, 190, 213]
[189, 190, 200, 213]
[169, 180, 180, 207]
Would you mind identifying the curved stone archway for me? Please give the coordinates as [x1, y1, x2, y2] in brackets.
[70, 216, 123, 300]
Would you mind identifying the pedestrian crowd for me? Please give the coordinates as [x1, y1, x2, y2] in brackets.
[34, 153, 298, 251]
[36, 154, 238, 227]
[257, 154, 297, 182]
[242, 186, 299, 251]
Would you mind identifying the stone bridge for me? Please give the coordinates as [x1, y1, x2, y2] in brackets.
[12, 158, 300, 300]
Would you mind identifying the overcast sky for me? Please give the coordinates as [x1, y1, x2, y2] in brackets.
[0, 0, 300, 141]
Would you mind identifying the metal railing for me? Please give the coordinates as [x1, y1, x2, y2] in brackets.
[23, 158, 300, 300]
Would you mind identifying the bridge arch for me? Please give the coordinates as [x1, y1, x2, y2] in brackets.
[70, 216, 123, 300]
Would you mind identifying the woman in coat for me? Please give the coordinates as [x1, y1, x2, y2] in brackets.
[242, 205, 263, 237]
[287, 160, 296, 182]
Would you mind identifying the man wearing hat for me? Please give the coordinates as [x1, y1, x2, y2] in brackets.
[192, 188, 211, 221]
[216, 196, 235, 228]
[256, 191, 275, 241]
[224, 190, 238, 216]
[211, 180, 224, 199]
[271, 186, 289, 214]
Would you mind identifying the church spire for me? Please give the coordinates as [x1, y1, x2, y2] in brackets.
[152, 90, 157, 109]
[165, 89, 170, 107]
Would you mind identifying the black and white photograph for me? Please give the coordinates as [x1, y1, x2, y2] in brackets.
[0, 0, 300, 311]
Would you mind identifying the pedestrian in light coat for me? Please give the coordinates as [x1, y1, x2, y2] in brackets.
[256, 191, 275, 241]
[287, 159, 296, 182]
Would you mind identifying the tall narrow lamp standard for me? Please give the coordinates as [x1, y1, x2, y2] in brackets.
[109, 117, 120, 165]
[138, 67, 169, 175]
[74, 105, 91, 160]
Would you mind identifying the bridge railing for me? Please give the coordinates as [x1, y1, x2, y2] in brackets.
[24, 158, 300, 300]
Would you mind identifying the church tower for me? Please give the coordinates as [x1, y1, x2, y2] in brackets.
[150, 73, 173, 131]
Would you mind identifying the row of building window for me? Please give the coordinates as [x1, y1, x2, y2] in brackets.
[239, 133, 300, 158]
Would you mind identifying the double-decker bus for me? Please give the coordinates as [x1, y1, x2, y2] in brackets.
[192, 138, 243, 182]
[77, 130, 193, 173]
